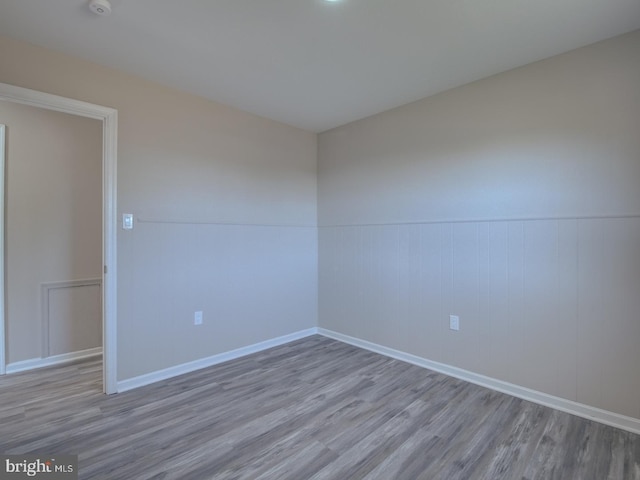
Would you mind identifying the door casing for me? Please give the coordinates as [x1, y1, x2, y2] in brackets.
[0, 83, 118, 394]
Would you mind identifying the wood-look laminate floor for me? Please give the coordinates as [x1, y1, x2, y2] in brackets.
[1, 336, 639, 480]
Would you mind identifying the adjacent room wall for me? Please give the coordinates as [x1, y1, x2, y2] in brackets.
[318, 30, 640, 419]
[1, 101, 102, 364]
[0, 35, 318, 381]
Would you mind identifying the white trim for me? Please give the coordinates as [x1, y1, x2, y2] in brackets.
[6, 347, 102, 374]
[0, 84, 112, 120]
[102, 105, 118, 395]
[317, 328, 640, 435]
[0, 82, 118, 394]
[118, 328, 318, 393]
[0, 125, 5, 375]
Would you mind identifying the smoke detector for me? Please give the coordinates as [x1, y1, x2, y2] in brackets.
[89, 0, 112, 16]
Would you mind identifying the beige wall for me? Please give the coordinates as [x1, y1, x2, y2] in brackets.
[1, 102, 102, 363]
[0, 35, 318, 380]
[3, 27, 639, 422]
[318, 30, 640, 419]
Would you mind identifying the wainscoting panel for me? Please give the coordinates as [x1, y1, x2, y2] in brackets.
[42, 279, 102, 358]
[118, 219, 318, 380]
[318, 216, 640, 420]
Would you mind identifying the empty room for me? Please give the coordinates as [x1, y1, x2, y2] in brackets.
[1, 0, 639, 479]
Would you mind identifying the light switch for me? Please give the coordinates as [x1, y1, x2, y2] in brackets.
[122, 213, 134, 230]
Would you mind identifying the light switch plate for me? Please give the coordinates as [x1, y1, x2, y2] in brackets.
[122, 213, 134, 230]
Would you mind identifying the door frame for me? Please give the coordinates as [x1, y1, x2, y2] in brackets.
[0, 83, 118, 394]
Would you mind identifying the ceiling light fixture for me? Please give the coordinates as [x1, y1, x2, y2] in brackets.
[89, 0, 112, 16]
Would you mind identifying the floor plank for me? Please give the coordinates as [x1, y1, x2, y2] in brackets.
[1, 335, 638, 479]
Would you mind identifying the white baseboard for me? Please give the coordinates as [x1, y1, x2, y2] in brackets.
[117, 328, 319, 393]
[6, 347, 103, 374]
[317, 328, 640, 435]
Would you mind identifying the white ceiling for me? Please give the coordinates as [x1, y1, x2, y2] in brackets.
[1, 0, 639, 132]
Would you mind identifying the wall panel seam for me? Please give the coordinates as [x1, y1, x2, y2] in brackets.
[137, 218, 316, 228]
[318, 214, 640, 228]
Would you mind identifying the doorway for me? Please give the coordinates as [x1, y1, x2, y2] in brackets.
[0, 83, 117, 394]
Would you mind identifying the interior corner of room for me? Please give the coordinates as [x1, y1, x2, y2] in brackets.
[0, 24, 639, 440]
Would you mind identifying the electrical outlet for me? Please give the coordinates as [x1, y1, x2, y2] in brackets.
[194, 311, 203, 326]
[449, 315, 459, 331]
